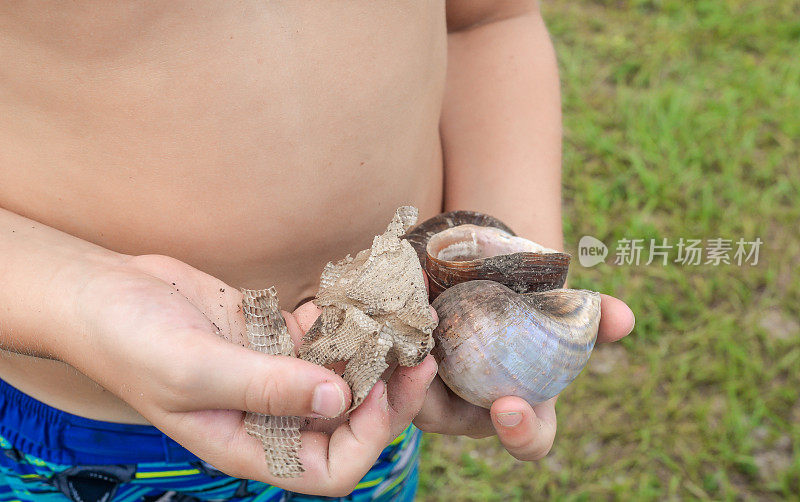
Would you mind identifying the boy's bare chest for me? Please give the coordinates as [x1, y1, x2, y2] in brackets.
[0, 1, 447, 307]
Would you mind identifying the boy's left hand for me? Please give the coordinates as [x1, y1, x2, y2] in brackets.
[411, 294, 635, 461]
[295, 291, 634, 461]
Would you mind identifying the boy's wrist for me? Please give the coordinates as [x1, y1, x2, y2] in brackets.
[51, 253, 131, 361]
[0, 207, 129, 361]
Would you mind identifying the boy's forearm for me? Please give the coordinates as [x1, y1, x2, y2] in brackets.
[0, 207, 125, 358]
[441, 9, 563, 250]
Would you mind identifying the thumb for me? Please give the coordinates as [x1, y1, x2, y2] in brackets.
[597, 294, 635, 343]
[180, 335, 351, 418]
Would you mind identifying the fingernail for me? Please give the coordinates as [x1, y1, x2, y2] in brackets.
[622, 303, 636, 335]
[496, 412, 522, 427]
[312, 382, 346, 418]
[627, 314, 636, 335]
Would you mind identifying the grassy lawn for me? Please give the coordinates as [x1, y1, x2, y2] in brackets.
[418, 1, 800, 500]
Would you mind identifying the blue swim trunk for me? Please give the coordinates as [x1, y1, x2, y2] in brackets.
[0, 378, 420, 501]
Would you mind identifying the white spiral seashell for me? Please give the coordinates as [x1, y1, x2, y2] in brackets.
[432, 280, 601, 408]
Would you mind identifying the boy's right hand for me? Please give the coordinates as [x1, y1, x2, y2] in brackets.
[63, 253, 434, 497]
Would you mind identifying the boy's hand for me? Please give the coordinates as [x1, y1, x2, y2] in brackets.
[412, 294, 635, 461]
[67, 254, 435, 497]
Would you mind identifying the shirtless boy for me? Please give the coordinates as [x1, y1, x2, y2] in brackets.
[0, 1, 634, 500]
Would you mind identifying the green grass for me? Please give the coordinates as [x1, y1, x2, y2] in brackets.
[418, 1, 800, 500]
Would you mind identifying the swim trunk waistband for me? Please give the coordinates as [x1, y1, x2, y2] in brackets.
[0, 377, 204, 465]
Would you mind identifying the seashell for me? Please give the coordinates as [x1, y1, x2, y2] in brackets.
[423, 222, 570, 300]
[432, 280, 601, 408]
[405, 211, 601, 409]
[403, 210, 515, 265]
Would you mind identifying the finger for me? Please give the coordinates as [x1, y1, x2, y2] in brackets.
[310, 379, 395, 496]
[168, 333, 351, 418]
[386, 355, 438, 438]
[155, 409, 293, 490]
[282, 310, 307, 350]
[154, 408, 273, 482]
[413, 376, 494, 438]
[293, 301, 323, 333]
[597, 294, 635, 343]
[176, 381, 391, 496]
[490, 396, 557, 461]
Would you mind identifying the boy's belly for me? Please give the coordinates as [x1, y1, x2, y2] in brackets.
[0, 0, 446, 423]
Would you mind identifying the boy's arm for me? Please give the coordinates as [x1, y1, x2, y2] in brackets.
[0, 207, 433, 495]
[441, 0, 563, 249]
[413, 1, 635, 461]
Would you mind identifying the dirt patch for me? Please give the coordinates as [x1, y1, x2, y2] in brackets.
[753, 434, 793, 482]
[588, 344, 630, 375]
[759, 309, 800, 342]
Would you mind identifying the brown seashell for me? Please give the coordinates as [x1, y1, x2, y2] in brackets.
[432, 280, 601, 409]
[403, 210, 514, 265]
[424, 223, 570, 300]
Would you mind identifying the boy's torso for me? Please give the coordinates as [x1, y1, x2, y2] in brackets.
[0, 1, 447, 423]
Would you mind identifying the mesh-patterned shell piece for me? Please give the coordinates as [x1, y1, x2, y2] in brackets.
[299, 206, 438, 409]
[238, 207, 436, 476]
[240, 287, 304, 478]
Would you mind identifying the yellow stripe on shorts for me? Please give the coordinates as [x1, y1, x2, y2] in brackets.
[134, 468, 201, 479]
